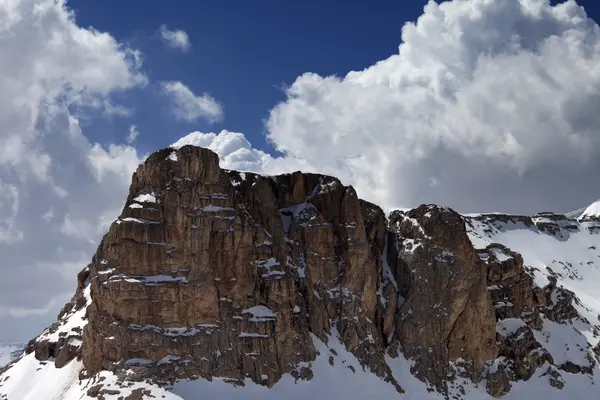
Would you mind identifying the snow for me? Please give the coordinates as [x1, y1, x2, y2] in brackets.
[579, 199, 600, 220]
[5, 207, 600, 399]
[242, 305, 276, 322]
[0, 353, 181, 400]
[116, 217, 160, 225]
[466, 213, 600, 371]
[133, 193, 157, 203]
[173, 330, 422, 399]
[466, 215, 600, 307]
[255, 257, 285, 279]
[168, 151, 178, 161]
[0, 353, 84, 400]
[201, 205, 235, 212]
[280, 202, 317, 233]
[125, 358, 154, 366]
[106, 274, 188, 285]
[490, 247, 512, 262]
[496, 318, 526, 336]
[238, 333, 269, 338]
[38, 284, 91, 342]
[381, 243, 398, 291]
[532, 317, 593, 368]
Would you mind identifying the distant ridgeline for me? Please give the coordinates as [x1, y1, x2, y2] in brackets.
[0, 343, 26, 368]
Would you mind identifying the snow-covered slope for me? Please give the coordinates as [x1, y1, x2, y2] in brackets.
[564, 199, 600, 220]
[579, 200, 600, 220]
[0, 352, 180, 400]
[2, 328, 596, 400]
[2, 211, 600, 399]
[466, 214, 600, 326]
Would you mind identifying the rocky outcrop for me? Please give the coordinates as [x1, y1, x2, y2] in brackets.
[387, 206, 498, 389]
[481, 244, 534, 321]
[23, 264, 90, 366]
[465, 214, 600, 397]
[80, 146, 401, 390]
[8, 145, 599, 399]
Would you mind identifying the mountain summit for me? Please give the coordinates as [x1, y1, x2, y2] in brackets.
[1, 145, 599, 399]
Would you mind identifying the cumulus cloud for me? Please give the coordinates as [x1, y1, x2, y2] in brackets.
[0, 0, 145, 341]
[178, 0, 600, 214]
[265, 0, 600, 213]
[161, 81, 223, 123]
[159, 24, 191, 52]
[172, 130, 308, 173]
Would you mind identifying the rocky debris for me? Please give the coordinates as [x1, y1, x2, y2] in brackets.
[481, 244, 534, 320]
[542, 365, 566, 389]
[87, 384, 155, 400]
[388, 205, 498, 390]
[539, 277, 580, 323]
[497, 326, 553, 381]
[485, 357, 514, 397]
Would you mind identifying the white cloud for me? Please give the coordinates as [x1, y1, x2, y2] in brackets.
[0, 292, 71, 318]
[0, 182, 23, 244]
[0, 0, 145, 341]
[161, 81, 223, 123]
[173, 1, 600, 215]
[261, 0, 600, 214]
[41, 208, 55, 223]
[172, 130, 307, 173]
[126, 124, 140, 144]
[159, 24, 191, 52]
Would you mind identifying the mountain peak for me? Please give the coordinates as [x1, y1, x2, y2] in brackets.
[579, 199, 600, 220]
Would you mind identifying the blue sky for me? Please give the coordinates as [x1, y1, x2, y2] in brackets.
[68, 0, 600, 157]
[67, 0, 430, 154]
[65, 0, 600, 157]
[2, 0, 600, 342]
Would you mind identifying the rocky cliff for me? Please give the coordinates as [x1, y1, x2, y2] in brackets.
[2, 145, 600, 399]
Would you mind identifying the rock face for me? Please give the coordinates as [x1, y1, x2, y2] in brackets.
[388, 206, 498, 389]
[81, 146, 400, 388]
[7, 145, 600, 399]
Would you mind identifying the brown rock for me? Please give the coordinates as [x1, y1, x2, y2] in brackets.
[388, 205, 498, 389]
[497, 326, 553, 380]
[81, 146, 400, 389]
[485, 358, 513, 397]
[54, 338, 81, 368]
[481, 244, 535, 320]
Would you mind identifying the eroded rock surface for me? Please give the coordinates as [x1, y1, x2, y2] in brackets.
[80, 146, 401, 389]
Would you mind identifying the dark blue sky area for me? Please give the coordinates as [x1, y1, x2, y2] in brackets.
[68, 0, 600, 155]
